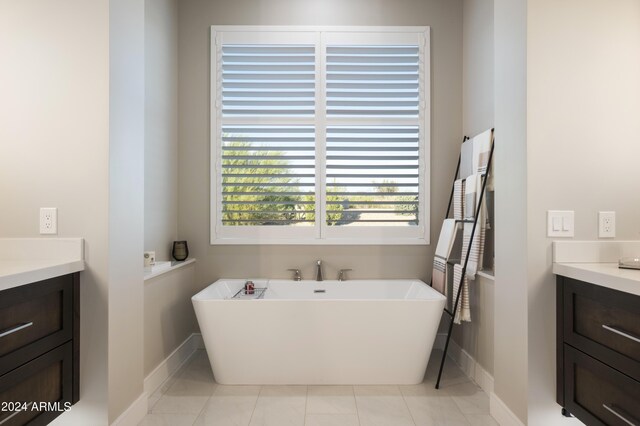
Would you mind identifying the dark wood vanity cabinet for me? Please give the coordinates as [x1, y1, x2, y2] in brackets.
[557, 276, 640, 426]
[0, 273, 79, 425]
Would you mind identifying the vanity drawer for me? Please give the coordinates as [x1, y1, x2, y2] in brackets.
[564, 345, 640, 426]
[0, 275, 74, 376]
[0, 342, 73, 426]
[563, 278, 640, 381]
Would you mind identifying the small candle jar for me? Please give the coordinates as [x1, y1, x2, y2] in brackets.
[172, 241, 189, 261]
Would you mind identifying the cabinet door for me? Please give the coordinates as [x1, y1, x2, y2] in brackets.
[564, 345, 640, 426]
[0, 275, 74, 376]
[0, 342, 73, 426]
[563, 278, 640, 381]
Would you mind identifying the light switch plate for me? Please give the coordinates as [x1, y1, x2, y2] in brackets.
[547, 210, 574, 237]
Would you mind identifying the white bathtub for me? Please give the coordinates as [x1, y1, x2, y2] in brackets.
[192, 279, 445, 385]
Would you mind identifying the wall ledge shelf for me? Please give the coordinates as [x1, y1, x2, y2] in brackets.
[144, 258, 196, 281]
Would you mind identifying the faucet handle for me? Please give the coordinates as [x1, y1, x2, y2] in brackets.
[287, 268, 302, 281]
[337, 269, 352, 281]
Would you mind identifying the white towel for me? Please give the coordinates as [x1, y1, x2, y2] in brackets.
[453, 179, 465, 221]
[472, 129, 492, 175]
[432, 256, 447, 296]
[452, 264, 471, 324]
[460, 138, 474, 180]
[464, 174, 481, 219]
[435, 219, 458, 260]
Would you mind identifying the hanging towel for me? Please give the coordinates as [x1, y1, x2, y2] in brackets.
[453, 179, 465, 221]
[472, 129, 492, 175]
[452, 264, 471, 324]
[461, 219, 486, 279]
[461, 173, 488, 278]
[464, 174, 481, 219]
[432, 256, 447, 296]
[460, 138, 474, 180]
[435, 219, 458, 260]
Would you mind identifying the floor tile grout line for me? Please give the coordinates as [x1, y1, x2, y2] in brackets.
[401, 390, 418, 426]
[351, 385, 362, 426]
[191, 394, 211, 426]
[303, 385, 309, 425]
[246, 385, 262, 425]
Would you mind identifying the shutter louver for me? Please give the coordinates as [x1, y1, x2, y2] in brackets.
[222, 45, 315, 117]
[325, 126, 420, 226]
[221, 126, 316, 226]
[326, 45, 419, 117]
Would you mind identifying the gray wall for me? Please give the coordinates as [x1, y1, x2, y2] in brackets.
[0, 1, 111, 424]
[144, 264, 199, 375]
[452, 0, 495, 377]
[177, 0, 463, 288]
[526, 1, 640, 424]
[145, 0, 180, 261]
[493, 0, 528, 422]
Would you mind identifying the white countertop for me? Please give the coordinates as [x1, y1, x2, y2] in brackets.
[0, 259, 85, 292]
[552, 262, 640, 296]
[0, 238, 85, 292]
[552, 241, 640, 296]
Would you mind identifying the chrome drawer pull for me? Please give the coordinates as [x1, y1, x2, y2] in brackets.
[0, 322, 34, 338]
[602, 404, 638, 426]
[602, 324, 640, 344]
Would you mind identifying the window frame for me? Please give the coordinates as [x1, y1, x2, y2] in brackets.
[210, 25, 431, 245]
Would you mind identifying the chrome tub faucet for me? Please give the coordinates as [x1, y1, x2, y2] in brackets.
[287, 268, 302, 281]
[316, 260, 323, 281]
[338, 269, 352, 282]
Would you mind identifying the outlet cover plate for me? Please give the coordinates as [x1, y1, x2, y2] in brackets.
[547, 210, 574, 237]
[40, 207, 58, 235]
[598, 211, 616, 238]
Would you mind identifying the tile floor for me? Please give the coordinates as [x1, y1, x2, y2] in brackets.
[140, 349, 498, 426]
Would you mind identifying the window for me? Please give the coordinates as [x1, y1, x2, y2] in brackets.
[211, 26, 430, 244]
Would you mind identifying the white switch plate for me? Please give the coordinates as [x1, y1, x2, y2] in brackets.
[547, 210, 574, 237]
[598, 211, 616, 238]
[40, 207, 58, 234]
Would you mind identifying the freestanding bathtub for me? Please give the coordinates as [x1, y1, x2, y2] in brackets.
[192, 279, 446, 385]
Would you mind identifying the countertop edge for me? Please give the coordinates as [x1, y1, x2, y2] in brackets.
[552, 262, 640, 297]
[0, 260, 85, 292]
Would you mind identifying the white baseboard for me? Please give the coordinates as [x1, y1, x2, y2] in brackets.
[143, 333, 204, 395]
[447, 339, 494, 394]
[110, 391, 148, 426]
[490, 392, 526, 426]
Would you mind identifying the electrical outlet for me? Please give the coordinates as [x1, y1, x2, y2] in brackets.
[598, 211, 615, 238]
[40, 208, 58, 234]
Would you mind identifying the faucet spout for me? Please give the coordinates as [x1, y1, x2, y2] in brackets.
[316, 260, 323, 281]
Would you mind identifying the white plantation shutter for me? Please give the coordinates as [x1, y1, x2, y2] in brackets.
[221, 126, 316, 226]
[326, 45, 420, 117]
[221, 45, 315, 117]
[325, 126, 420, 226]
[211, 27, 429, 244]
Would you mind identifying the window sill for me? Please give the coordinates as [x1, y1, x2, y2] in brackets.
[144, 258, 196, 281]
[210, 238, 429, 246]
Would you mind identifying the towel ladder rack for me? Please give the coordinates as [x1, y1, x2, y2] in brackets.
[430, 132, 495, 389]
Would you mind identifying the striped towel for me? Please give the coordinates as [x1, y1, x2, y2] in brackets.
[461, 219, 486, 279]
[473, 129, 492, 175]
[453, 179, 465, 220]
[432, 256, 447, 296]
[452, 264, 471, 324]
[461, 173, 488, 278]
